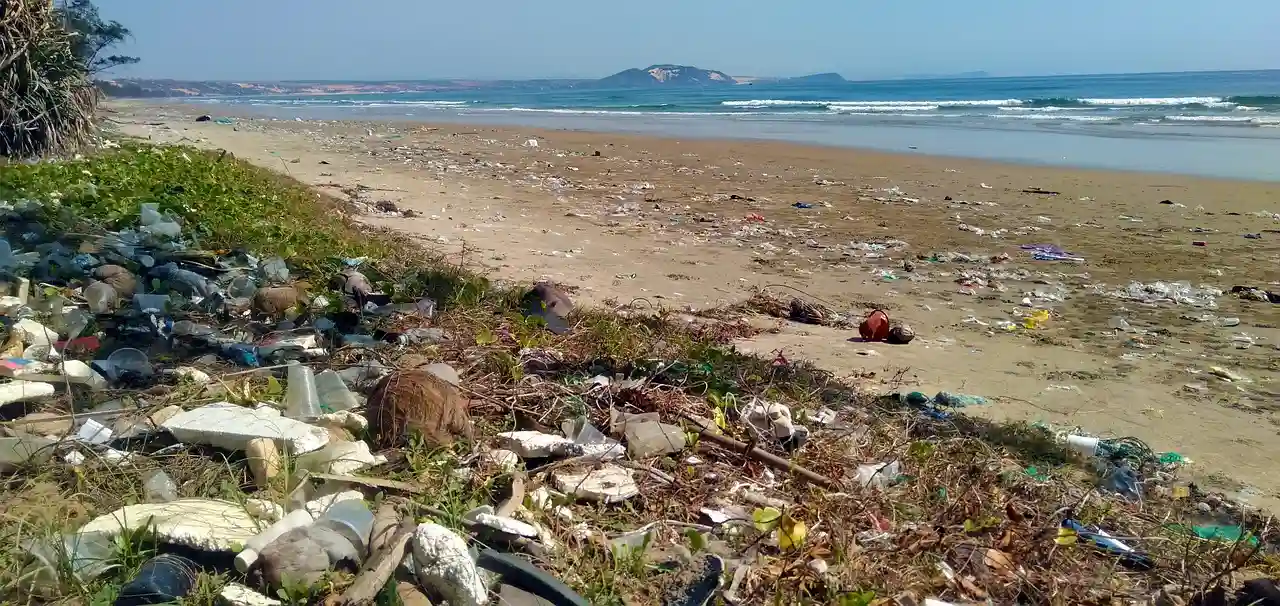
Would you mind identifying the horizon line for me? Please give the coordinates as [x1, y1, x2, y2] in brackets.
[101, 66, 1280, 86]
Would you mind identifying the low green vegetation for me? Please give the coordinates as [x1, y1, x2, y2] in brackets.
[0, 143, 1271, 605]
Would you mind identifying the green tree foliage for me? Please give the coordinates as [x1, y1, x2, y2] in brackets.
[56, 0, 139, 74]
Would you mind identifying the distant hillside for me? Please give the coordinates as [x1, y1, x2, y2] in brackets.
[597, 65, 736, 87]
[742, 72, 848, 85]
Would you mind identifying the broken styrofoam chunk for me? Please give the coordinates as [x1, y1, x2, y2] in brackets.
[13, 319, 56, 347]
[0, 380, 55, 406]
[168, 366, 211, 385]
[161, 401, 329, 454]
[31, 499, 271, 582]
[316, 410, 368, 433]
[412, 523, 489, 606]
[0, 435, 56, 471]
[220, 582, 282, 606]
[303, 490, 365, 518]
[479, 449, 520, 472]
[75, 419, 112, 445]
[553, 465, 639, 503]
[462, 505, 539, 538]
[495, 430, 581, 458]
[294, 441, 385, 476]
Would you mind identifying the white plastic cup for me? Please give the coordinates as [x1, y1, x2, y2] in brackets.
[1065, 434, 1100, 456]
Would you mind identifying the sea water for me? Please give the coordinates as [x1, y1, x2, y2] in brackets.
[200, 69, 1280, 180]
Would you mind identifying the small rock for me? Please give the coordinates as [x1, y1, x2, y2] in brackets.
[887, 323, 915, 344]
[553, 465, 639, 503]
[624, 422, 687, 458]
[496, 431, 580, 458]
[808, 559, 830, 575]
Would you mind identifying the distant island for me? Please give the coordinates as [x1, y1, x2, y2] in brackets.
[97, 65, 851, 97]
[596, 64, 736, 87]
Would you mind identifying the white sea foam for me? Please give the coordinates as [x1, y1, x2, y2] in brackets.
[993, 114, 1118, 122]
[1078, 97, 1223, 106]
[829, 104, 940, 112]
[1163, 115, 1280, 124]
[999, 106, 1078, 112]
[723, 98, 1024, 109]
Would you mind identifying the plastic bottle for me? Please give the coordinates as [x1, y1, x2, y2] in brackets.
[313, 498, 374, 554]
[151, 263, 215, 298]
[283, 362, 321, 420]
[314, 369, 358, 413]
[234, 508, 316, 573]
[141, 470, 178, 503]
[84, 281, 117, 313]
[113, 553, 200, 605]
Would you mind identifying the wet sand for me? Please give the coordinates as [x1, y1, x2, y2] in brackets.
[110, 100, 1280, 509]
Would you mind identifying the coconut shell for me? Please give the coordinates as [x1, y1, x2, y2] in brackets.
[94, 264, 137, 295]
[887, 323, 916, 345]
[253, 286, 302, 316]
[366, 368, 472, 449]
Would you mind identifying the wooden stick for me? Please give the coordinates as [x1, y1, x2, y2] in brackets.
[338, 518, 416, 605]
[679, 413, 838, 490]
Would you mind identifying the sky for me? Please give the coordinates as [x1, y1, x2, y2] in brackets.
[95, 0, 1280, 81]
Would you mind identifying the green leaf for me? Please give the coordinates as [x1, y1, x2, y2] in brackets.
[684, 528, 707, 553]
[264, 375, 283, 398]
[838, 591, 877, 606]
[752, 506, 782, 531]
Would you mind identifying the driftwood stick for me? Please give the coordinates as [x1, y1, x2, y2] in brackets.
[679, 413, 839, 490]
[338, 518, 417, 605]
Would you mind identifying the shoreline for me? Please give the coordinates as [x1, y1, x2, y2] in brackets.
[130, 98, 1280, 186]
[110, 100, 1280, 510]
[178, 93, 1280, 181]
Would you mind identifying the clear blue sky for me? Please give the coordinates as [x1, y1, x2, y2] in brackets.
[96, 0, 1279, 81]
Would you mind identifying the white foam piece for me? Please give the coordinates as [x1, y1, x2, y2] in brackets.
[161, 401, 329, 454]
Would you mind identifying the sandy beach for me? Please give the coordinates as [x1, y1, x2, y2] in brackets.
[109, 100, 1280, 508]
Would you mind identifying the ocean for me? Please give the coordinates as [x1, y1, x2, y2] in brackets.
[202, 69, 1280, 181]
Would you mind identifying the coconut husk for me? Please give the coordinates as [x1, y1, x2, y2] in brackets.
[366, 368, 473, 449]
[94, 265, 137, 295]
[253, 286, 302, 316]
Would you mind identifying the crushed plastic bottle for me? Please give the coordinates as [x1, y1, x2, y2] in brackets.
[114, 553, 199, 605]
[150, 263, 215, 298]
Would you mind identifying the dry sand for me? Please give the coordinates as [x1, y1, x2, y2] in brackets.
[108, 101, 1280, 509]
